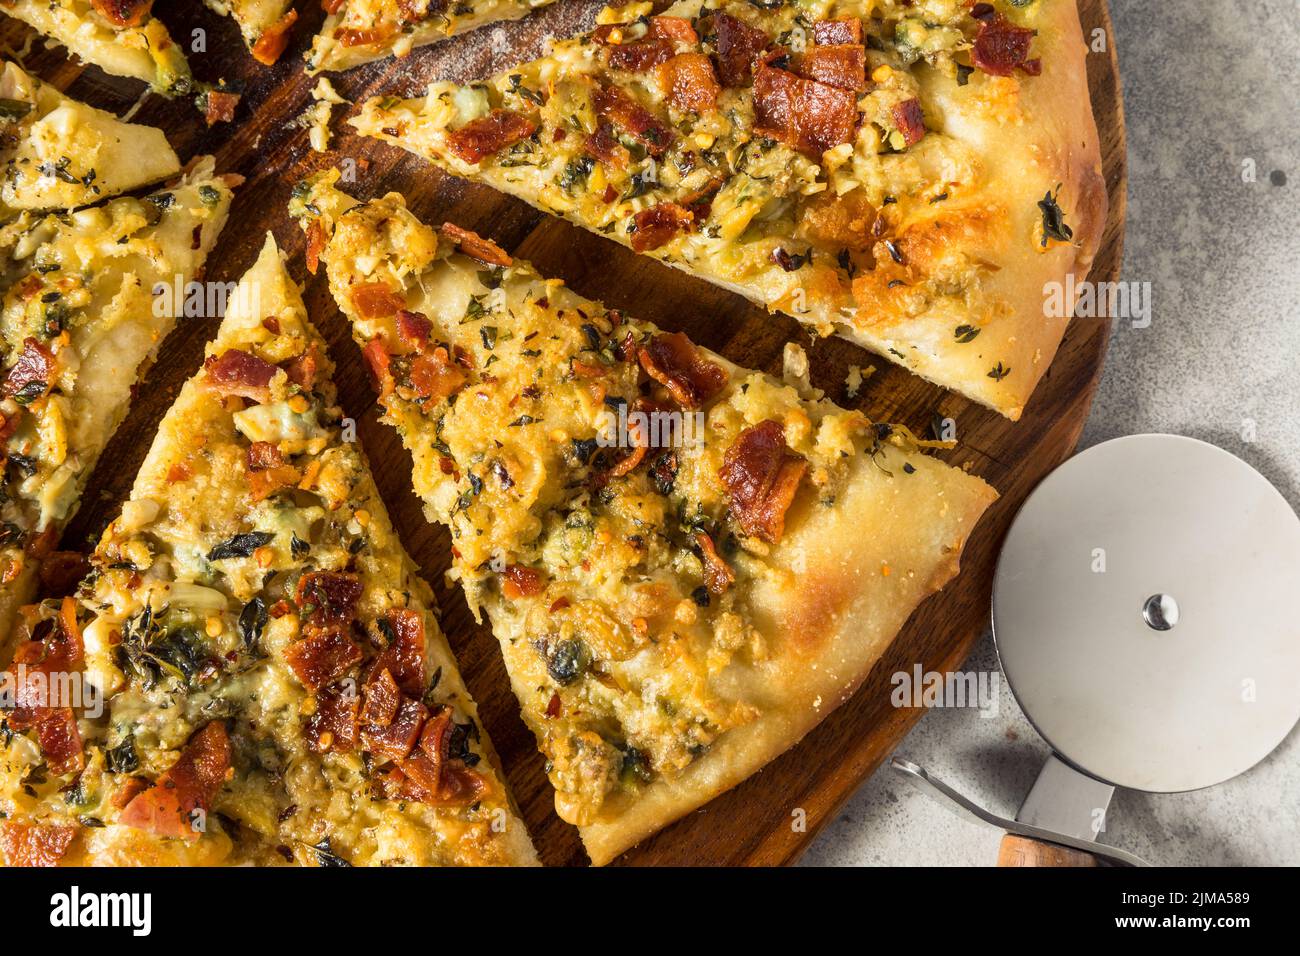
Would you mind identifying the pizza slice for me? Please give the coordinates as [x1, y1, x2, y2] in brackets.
[203, 0, 299, 65]
[351, 0, 1106, 420]
[0, 60, 181, 216]
[293, 172, 996, 864]
[0, 1, 191, 96]
[0, 160, 236, 653]
[306, 0, 559, 75]
[0, 235, 539, 866]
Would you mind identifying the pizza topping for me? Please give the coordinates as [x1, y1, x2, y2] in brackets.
[797, 45, 867, 92]
[655, 53, 721, 113]
[813, 18, 862, 46]
[361, 668, 402, 727]
[246, 441, 284, 471]
[605, 36, 675, 73]
[295, 571, 363, 625]
[203, 90, 241, 126]
[3, 338, 56, 404]
[119, 722, 231, 840]
[695, 531, 735, 596]
[445, 109, 539, 165]
[282, 346, 320, 390]
[396, 309, 433, 347]
[0, 822, 76, 867]
[251, 9, 300, 66]
[362, 697, 426, 762]
[441, 222, 512, 266]
[752, 64, 859, 158]
[284, 626, 364, 690]
[583, 123, 630, 170]
[711, 12, 770, 87]
[592, 86, 674, 157]
[363, 337, 394, 397]
[3, 604, 87, 775]
[890, 98, 927, 147]
[204, 349, 278, 400]
[630, 202, 695, 253]
[408, 348, 467, 404]
[307, 684, 361, 753]
[503, 564, 545, 599]
[349, 282, 406, 319]
[971, 11, 1039, 77]
[719, 420, 808, 543]
[90, 0, 152, 29]
[305, 218, 327, 275]
[370, 608, 427, 695]
[637, 332, 728, 408]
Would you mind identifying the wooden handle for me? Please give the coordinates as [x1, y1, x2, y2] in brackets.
[997, 834, 1101, 867]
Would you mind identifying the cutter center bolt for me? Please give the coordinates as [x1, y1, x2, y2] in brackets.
[1142, 593, 1180, 631]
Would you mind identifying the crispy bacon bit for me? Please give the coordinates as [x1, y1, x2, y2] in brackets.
[0, 822, 76, 867]
[409, 348, 467, 404]
[752, 64, 859, 158]
[362, 337, 394, 397]
[362, 697, 427, 762]
[166, 462, 193, 483]
[638, 332, 727, 408]
[607, 37, 675, 72]
[119, 722, 231, 840]
[35, 708, 83, 775]
[891, 97, 926, 146]
[295, 571, 363, 626]
[112, 776, 150, 809]
[444, 109, 538, 164]
[251, 9, 299, 65]
[583, 123, 630, 170]
[695, 531, 735, 595]
[90, 0, 152, 29]
[441, 222, 512, 266]
[0, 406, 22, 445]
[307, 684, 360, 753]
[797, 45, 866, 91]
[361, 668, 402, 727]
[246, 441, 284, 472]
[971, 12, 1038, 77]
[3, 338, 55, 401]
[652, 15, 699, 45]
[204, 349, 278, 400]
[656, 53, 721, 113]
[305, 218, 327, 275]
[592, 86, 674, 156]
[813, 17, 862, 46]
[335, 24, 396, 47]
[38, 551, 90, 597]
[349, 282, 406, 319]
[502, 564, 545, 600]
[369, 609, 426, 695]
[630, 202, 695, 253]
[249, 464, 300, 503]
[712, 12, 770, 87]
[545, 692, 563, 718]
[282, 345, 319, 390]
[719, 420, 809, 543]
[389, 709, 485, 806]
[204, 90, 240, 126]
[396, 309, 432, 347]
[4, 615, 86, 775]
[284, 627, 363, 690]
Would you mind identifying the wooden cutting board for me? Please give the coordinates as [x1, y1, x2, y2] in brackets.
[1, 0, 1125, 866]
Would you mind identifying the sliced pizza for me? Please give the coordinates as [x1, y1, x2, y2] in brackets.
[352, 0, 1106, 420]
[0, 1, 192, 96]
[204, 0, 299, 65]
[0, 160, 236, 654]
[0, 235, 539, 866]
[293, 172, 997, 864]
[306, 0, 559, 75]
[0, 60, 180, 216]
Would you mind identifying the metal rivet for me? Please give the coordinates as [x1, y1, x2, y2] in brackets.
[1142, 593, 1180, 631]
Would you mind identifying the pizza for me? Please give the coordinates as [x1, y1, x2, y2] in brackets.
[306, 0, 559, 75]
[351, 0, 1106, 420]
[0, 235, 539, 866]
[0, 1, 191, 96]
[0, 159, 236, 656]
[0, 60, 180, 215]
[292, 171, 996, 864]
[204, 0, 299, 65]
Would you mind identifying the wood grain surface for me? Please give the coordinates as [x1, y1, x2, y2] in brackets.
[0, 0, 1126, 866]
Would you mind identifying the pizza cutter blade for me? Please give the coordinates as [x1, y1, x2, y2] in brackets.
[895, 434, 1300, 865]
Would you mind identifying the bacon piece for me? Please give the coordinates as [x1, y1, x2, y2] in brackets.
[90, 0, 151, 28]
[3, 616, 86, 774]
[445, 109, 538, 164]
[304, 218, 326, 275]
[369, 609, 426, 696]
[246, 441, 284, 471]
[441, 222, 512, 266]
[248, 465, 300, 503]
[282, 345, 319, 390]
[361, 668, 402, 727]
[284, 627, 363, 690]
[362, 697, 427, 762]
[607, 37, 675, 72]
[203, 90, 240, 126]
[971, 12, 1038, 77]
[695, 531, 735, 595]
[719, 420, 808, 543]
[890, 98, 926, 146]
[204, 349, 278, 400]
[362, 337, 394, 397]
[752, 64, 859, 158]
[712, 12, 770, 87]
[408, 348, 466, 404]
[813, 17, 862, 46]
[638, 332, 727, 408]
[349, 282, 406, 319]
[592, 86, 673, 156]
[251, 9, 299, 65]
[797, 45, 866, 91]
[295, 571, 363, 626]
[395, 309, 432, 348]
[3, 338, 55, 401]
[583, 123, 630, 170]
[630, 202, 695, 253]
[306, 684, 360, 753]
[335, 25, 396, 47]
[0, 822, 76, 867]
[119, 722, 231, 840]
[394, 709, 486, 806]
[35, 709, 83, 775]
[652, 15, 699, 45]
[656, 53, 721, 113]
[502, 564, 545, 600]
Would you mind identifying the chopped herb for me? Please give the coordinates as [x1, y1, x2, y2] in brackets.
[1038, 186, 1073, 246]
[239, 597, 268, 651]
[954, 324, 980, 343]
[988, 362, 1011, 381]
[207, 531, 275, 561]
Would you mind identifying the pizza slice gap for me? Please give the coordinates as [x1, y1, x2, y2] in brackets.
[293, 172, 997, 864]
[0, 60, 181, 216]
[305, 0, 561, 75]
[351, 0, 1106, 420]
[0, 1, 191, 97]
[0, 160, 237, 652]
[0, 234, 540, 867]
[203, 0, 299, 66]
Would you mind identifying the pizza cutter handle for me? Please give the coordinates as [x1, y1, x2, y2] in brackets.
[996, 834, 1100, 867]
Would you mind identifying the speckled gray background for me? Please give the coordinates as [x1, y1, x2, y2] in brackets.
[802, 0, 1300, 867]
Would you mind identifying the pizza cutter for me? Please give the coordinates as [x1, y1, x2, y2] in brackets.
[893, 434, 1300, 866]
